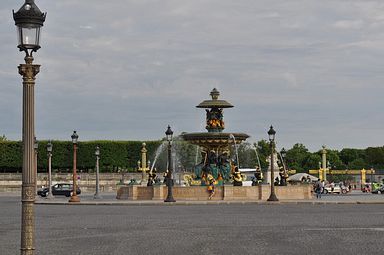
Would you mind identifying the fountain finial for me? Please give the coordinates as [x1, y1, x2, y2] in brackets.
[210, 88, 220, 100]
[196, 88, 233, 108]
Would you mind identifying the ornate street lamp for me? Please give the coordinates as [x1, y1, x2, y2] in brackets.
[267, 126, 279, 201]
[46, 140, 53, 199]
[13, 1, 46, 253]
[69, 131, 80, 202]
[164, 125, 176, 202]
[94, 146, 102, 199]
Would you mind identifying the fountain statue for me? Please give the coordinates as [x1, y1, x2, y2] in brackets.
[182, 88, 249, 185]
[265, 153, 281, 185]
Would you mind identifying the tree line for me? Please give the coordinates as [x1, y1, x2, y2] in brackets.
[238, 141, 384, 172]
[0, 138, 383, 173]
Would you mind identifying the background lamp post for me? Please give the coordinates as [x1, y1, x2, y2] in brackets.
[164, 125, 176, 202]
[46, 140, 53, 199]
[69, 131, 80, 202]
[13, 0, 46, 253]
[94, 146, 102, 199]
[267, 126, 279, 201]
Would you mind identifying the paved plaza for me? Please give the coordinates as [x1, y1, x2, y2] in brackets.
[1, 192, 384, 255]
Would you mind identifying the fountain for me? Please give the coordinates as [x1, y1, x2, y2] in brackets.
[116, 88, 313, 201]
[182, 88, 249, 184]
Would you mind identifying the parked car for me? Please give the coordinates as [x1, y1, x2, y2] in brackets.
[37, 183, 81, 197]
[323, 183, 348, 194]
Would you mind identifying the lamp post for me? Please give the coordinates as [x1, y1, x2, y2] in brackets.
[69, 131, 80, 202]
[94, 146, 102, 199]
[164, 125, 176, 202]
[267, 126, 278, 201]
[46, 140, 53, 199]
[13, 1, 46, 253]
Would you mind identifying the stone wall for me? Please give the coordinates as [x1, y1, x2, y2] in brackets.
[0, 172, 172, 192]
[116, 184, 313, 201]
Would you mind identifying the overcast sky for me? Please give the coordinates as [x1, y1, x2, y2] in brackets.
[1, 0, 383, 151]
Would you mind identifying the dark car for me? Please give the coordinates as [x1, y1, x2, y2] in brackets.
[37, 183, 81, 197]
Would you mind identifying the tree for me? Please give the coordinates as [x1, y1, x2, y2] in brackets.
[285, 143, 310, 173]
[254, 140, 270, 169]
[348, 158, 367, 169]
[0, 135, 7, 141]
[365, 147, 384, 169]
[237, 142, 257, 168]
[325, 149, 345, 170]
[303, 153, 321, 170]
[339, 148, 357, 165]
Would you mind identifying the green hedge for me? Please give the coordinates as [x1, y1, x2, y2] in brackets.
[0, 140, 162, 173]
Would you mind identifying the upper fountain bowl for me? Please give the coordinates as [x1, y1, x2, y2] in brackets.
[181, 132, 249, 151]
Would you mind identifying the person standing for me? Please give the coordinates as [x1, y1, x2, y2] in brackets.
[315, 179, 322, 199]
[321, 180, 325, 194]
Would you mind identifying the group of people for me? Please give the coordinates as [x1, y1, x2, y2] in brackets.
[314, 180, 352, 198]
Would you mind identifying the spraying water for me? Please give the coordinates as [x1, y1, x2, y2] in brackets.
[195, 146, 200, 165]
[150, 142, 165, 172]
[253, 143, 262, 169]
[277, 149, 286, 172]
[229, 134, 239, 167]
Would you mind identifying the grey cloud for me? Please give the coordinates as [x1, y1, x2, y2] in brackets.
[0, 0, 383, 151]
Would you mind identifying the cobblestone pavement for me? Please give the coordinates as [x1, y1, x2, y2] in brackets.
[1, 193, 384, 255]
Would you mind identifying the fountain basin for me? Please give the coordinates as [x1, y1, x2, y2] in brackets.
[116, 185, 313, 201]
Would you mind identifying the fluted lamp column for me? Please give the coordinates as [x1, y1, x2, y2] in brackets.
[13, 0, 46, 254]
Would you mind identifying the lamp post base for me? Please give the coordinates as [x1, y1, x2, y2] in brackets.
[267, 193, 279, 201]
[69, 195, 80, 203]
[164, 197, 176, 202]
[164, 179, 176, 202]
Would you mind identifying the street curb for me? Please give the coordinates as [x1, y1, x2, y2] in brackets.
[34, 200, 384, 206]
